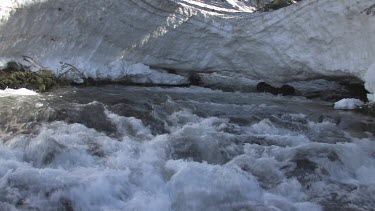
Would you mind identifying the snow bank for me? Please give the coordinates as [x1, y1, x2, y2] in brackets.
[0, 0, 374, 97]
[334, 98, 365, 110]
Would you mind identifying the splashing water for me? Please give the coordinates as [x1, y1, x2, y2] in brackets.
[0, 85, 374, 211]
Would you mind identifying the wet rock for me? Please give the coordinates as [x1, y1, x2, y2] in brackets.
[359, 104, 375, 117]
[83, 77, 112, 86]
[256, 82, 295, 95]
[60, 198, 74, 211]
[294, 158, 318, 172]
[339, 80, 369, 103]
[256, 82, 279, 95]
[53, 103, 117, 135]
[110, 102, 167, 135]
[279, 84, 295, 95]
[261, 0, 296, 12]
[189, 73, 203, 86]
[290, 78, 369, 102]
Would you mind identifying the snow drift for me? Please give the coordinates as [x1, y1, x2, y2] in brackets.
[334, 98, 365, 110]
[0, 0, 374, 100]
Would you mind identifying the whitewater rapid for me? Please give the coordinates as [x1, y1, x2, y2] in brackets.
[0, 86, 374, 210]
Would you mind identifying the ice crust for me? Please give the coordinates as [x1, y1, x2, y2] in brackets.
[334, 98, 365, 110]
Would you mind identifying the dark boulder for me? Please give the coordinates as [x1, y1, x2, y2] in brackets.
[256, 82, 279, 95]
[262, 0, 295, 12]
[279, 85, 295, 96]
[189, 73, 203, 86]
[256, 82, 295, 96]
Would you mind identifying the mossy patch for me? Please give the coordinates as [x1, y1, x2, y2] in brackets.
[0, 62, 62, 92]
[0, 60, 143, 92]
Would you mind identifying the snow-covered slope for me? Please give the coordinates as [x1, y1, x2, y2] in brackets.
[0, 0, 374, 99]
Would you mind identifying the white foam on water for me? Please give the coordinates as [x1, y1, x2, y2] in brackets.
[0, 100, 374, 210]
[0, 88, 38, 97]
[1, 121, 171, 210]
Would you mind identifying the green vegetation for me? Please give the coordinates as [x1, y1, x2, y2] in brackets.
[0, 62, 61, 92]
[0, 61, 121, 92]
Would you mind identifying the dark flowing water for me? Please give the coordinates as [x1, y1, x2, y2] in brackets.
[0, 85, 374, 211]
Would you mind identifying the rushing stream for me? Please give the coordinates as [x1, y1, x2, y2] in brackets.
[0, 85, 375, 211]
